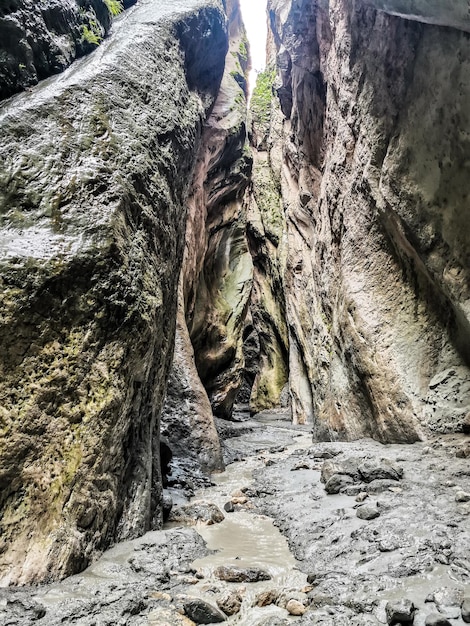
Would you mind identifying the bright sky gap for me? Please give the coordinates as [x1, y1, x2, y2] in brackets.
[239, 0, 268, 96]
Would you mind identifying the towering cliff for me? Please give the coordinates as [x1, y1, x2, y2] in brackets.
[161, 0, 252, 475]
[249, 0, 470, 440]
[0, 0, 228, 586]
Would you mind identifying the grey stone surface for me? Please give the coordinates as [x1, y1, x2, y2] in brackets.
[0, 0, 227, 586]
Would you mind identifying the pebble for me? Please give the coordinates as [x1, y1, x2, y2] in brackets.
[356, 505, 380, 520]
[254, 590, 279, 607]
[455, 491, 470, 503]
[183, 598, 226, 624]
[385, 598, 416, 624]
[216, 589, 244, 616]
[286, 599, 306, 616]
[355, 492, 369, 502]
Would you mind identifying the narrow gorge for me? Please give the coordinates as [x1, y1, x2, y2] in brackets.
[0, 0, 469, 624]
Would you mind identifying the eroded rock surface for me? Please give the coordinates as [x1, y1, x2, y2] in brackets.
[0, 0, 119, 101]
[248, 0, 470, 438]
[161, 0, 252, 478]
[0, 0, 227, 586]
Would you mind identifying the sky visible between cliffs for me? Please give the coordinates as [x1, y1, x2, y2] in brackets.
[239, 0, 267, 96]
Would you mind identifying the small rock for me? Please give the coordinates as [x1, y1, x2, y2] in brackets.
[356, 505, 380, 520]
[162, 493, 173, 521]
[291, 462, 311, 470]
[455, 491, 470, 503]
[216, 589, 244, 616]
[425, 614, 452, 626]
[356, 492, 369, 502]
[462, 412, 470, 434]
[168, 502, 224, 526]
[366, 479, 400, 494]
[231, 496, 248, 504]
[432, 587, 464, 615]
[214, 566, 271, 583]
[223, 502, 234, 513]
[462, 596, 470, 622]
[385, 599, 416, 624]
[358, 458, 403, 483]
[254, 590, 279, 607]
[286, 599, 306, 616]
[183, 599, 226, 624]
[324, 473, 354, 494]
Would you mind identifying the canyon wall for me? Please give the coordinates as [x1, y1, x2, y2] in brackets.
[161, 0, 252, 475]
[0, 0, 141, 101]
[0, 0, 228, 585]
[251, 0, 470, 440]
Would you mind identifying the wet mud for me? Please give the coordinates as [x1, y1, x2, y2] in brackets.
[1, 411, 469, 625]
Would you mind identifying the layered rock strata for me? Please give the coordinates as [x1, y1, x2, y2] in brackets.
[252, 0, 470, 439]
[0, 0, 227, 585]
[161, 0, 252, 473]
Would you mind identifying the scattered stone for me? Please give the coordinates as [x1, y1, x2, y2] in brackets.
[460, 412, 470, 434]
[309, 449, 340, 460]
[291, 462, 311, 470]
[385, 599, 416, 624]
[286, 599, 306, 615]
[231, 496, 248, 504]
[455, 443, 470, 458]
[358, 458, 403, 482]
[356, 492, 369, 502]
[150, 591, 172, 601]
[428, 587, 465, 619]
[223, 502, 234, 513]
[366, 479, 400, 493]
[216, 589, 244, 616]
[183, 598, 226, 624]
[162, 493, 173, 521]
[324, 474, 354, 494]
[254, 590, 279, 607]
[320, 459, 360, 483]
[168, 502, 224, 526]
[214, 566, 271, 583]
[455, 491, 470, 502]
[425, 614, 452, 626]
[356, 505, 380, 520]
[148, 607, 196, 625]
[462, 596, 470, 622]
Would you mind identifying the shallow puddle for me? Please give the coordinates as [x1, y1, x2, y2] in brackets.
[182, 428, 313, 624]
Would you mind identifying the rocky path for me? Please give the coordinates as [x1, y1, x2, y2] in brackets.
[1, 413, 469, 625]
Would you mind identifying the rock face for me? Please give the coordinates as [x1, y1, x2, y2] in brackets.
[161, 0, 252, 472]
[0, 0, 122, 101]
[249, 0, 470, 439]
[0, 0, 227, 585]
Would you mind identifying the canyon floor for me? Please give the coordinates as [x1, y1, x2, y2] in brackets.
[1, 413, 469, 625]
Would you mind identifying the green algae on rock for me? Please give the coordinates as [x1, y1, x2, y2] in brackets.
[0, 0, 227, 586]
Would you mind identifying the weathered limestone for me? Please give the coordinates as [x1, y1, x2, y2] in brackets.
[0, 0, 227, 585]
[162, 0, 253, 468]
[253, 0, 470, 438]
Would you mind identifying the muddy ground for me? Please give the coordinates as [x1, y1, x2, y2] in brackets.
[1, 411, 469, 625]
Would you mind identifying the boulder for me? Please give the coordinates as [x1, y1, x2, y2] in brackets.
[385, 599, 416, 624]
[214, 566, 271, 583]
[183, 599, 226, 624]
